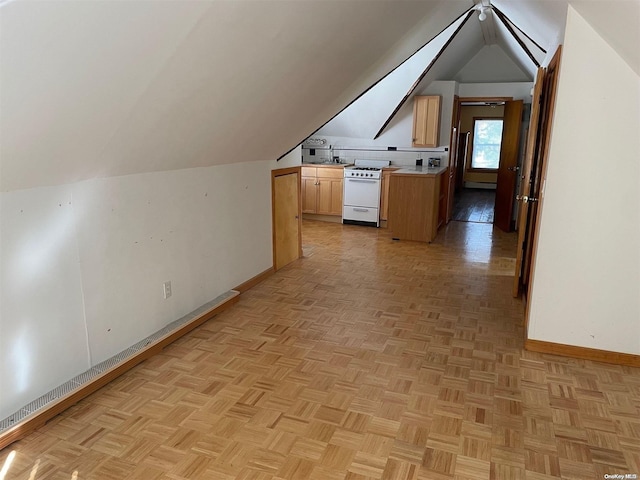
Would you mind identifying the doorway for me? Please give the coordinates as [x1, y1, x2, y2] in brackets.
[448, 97, 526, 230]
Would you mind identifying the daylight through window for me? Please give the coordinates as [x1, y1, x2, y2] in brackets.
[471, 119, 503, 169]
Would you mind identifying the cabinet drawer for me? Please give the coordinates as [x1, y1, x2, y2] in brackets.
[316, 167, 344, 179]
[301, 166, 317, 177]
[343, 205, 379, 223]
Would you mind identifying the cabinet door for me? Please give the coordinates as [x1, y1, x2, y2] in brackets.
[412, 95, 441, 147]
[317, 178, 343, 216]
[302, 177, 318, 213]
[438, 172, 447, 228]
[380, 171, 391, 221]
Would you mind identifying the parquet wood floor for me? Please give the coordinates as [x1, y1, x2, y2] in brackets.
[2, 220, 639, 479]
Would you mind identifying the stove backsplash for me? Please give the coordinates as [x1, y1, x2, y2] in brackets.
[301, 143, 448, 167]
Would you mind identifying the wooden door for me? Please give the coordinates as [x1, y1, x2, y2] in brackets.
[456, 132, 469, 191]
[493, 100, 523, 232]
[513, 67, 545, 297]
[445, 96, 461, 223]
[272, 168, 302, 270]
[515, 47, 562, 314]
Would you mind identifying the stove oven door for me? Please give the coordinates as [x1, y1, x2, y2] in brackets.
[343, 177, 380, 208]
[343, 177, 381, 226]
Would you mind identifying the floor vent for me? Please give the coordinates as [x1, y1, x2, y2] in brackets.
[0, 290, 238, 435]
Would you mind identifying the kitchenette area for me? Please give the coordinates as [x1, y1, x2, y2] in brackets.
[300, 141, 448, 243]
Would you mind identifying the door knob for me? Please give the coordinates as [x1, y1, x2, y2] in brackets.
[508, 166, 520, 172]
[516, 195, 538, 204]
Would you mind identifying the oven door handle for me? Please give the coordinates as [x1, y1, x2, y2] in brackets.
[353, 208, 370, 212]
[346, 178, 378, 183]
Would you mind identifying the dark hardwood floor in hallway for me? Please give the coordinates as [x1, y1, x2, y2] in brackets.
[452, 189, 496, 224]
[1, 220, 639, 480]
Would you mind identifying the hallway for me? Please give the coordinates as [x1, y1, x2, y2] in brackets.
[1, 221, 638, 480]
[452, 189, 496, 224]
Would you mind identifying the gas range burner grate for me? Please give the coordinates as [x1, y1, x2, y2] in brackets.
[350, 167, 382, 171]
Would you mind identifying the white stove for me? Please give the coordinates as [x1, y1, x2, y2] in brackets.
[343, 160, 390, 227]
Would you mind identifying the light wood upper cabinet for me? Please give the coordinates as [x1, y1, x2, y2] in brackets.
[412, 95, 441, 148]
[302, 166, 343, 216]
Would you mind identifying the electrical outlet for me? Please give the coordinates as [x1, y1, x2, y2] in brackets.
[163, 281, 172, 299]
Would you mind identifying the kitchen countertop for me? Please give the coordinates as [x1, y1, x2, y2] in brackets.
[391, 165, 447, 176]
[302, 162, 352, 167]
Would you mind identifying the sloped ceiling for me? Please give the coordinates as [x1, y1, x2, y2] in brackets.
[0, 0, 469, 191]
[453, 45, 531, 83]
[1, 0, 637, 192]
[315, 14, 469, 140]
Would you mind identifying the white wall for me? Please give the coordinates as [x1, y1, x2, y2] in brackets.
[457, 82, 533, 101]
[313, 81, 456, 167]
[0, 161, 274, 419]
[315, 81, 534, 167]
[318, 16, 465, 141]
[527, 6, 640, 354]
[0, 0, 467, 193]
[454, 46, 531, 83]
[274, 146, 302, 169]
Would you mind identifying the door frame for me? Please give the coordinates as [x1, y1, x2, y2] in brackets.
[447, 96, 516, 224]
[271, 166, 303, 271]
[519, 46, 563, 339]
[493, 99, 524, 232]
[513, 67, 545, 297]
[445, 95, 460, 224]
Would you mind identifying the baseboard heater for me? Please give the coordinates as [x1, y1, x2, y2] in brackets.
[464, 181, 497, 190]
[0, 290, 239, 448]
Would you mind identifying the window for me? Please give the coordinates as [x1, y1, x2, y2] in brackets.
[471, 118, 503, 170]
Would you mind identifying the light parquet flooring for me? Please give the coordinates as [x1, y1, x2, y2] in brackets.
[2, 220, 639, 479]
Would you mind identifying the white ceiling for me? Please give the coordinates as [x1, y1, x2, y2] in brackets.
[0, 0, 637, 191]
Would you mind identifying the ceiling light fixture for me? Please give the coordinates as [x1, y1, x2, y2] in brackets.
[476, 3, 491, 22]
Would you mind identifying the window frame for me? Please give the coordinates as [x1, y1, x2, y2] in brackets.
[468, 116, 504, 172]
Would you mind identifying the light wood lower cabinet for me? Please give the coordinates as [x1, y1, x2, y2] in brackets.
[301, 166, 344, 216]
[438, 171, 447, 228]
[380, 167, 399, 221]
[388, 172, 444, 242]
[302, 176, 318, 213]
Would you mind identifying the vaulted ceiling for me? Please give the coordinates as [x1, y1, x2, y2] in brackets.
[1, 0, 638, 192]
